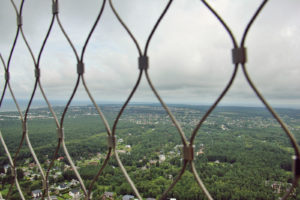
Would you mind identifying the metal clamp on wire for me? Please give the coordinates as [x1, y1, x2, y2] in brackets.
[183, 145, 194, 161]
[35, 68, 40, 79]
[77, 61, 84, 75]
[293, 156, 300, 178]
[5, 71, 9, 81]
[57, 128, 64, 139]
[17, 15, 22, 27]
[138, 56, 149, 70]
[108, 135, 116, 148]
[52, 1, 59, 14]
[232, 47, 247, 64]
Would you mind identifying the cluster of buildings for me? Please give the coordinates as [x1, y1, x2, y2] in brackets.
[265, 181, 294, 195]
[0, 159, 81, 200]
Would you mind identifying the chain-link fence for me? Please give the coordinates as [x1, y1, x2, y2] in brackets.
[1, 0, 299, 199]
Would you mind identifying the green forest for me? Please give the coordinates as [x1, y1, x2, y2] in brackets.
[0, 104, 300, 199]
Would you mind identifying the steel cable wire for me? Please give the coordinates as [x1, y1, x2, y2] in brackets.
[0, 54, 25, 199]
[238, 0, 300, 192]
[201, 0, 300, 199]
[0, 131, 25, 200]
[151, 0, 238, 196]
[0, 0, 22, 108]
[0, 54, 24, 122]
[1, 0, 30, 198]
[109, 0, 237, 199]
[109, 1, 174, 199]
[36, 4, 63, 197]
[110, 0, 217, 198]
[4, 0, 59, 198]
[241, 64, 300, 198]
[107, 2, 145, 198]
[50, 1, 113, 199]
[0, 11, 17, 108]
[188, 64, 239, 200]
[0, 3, 83, 198]
[108, 0, 202, 199]
[39, 80, 61, 198]
[21, 13, 56, 200]
[81, 75, 113, 200]
[111, 69, 144, 200]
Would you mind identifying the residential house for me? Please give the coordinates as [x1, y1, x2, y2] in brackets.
[117, 138, 124, 143]
[31, 189, 42, 198]
[3, 164, 10, 173]
[70, 179, 80, 187]
[214, 160, 220, 164]
[23, 170, 31, 177]
[88, 161, 98, 166]
[57, 157, 64, 161]
[57, 183, 68, 191]
[122, 195, 135, 200]
[159, 154, 166, 163]
[116, 150, 126, 154]
[102, 192, 114, 200]
[28, 163, 37, 169]
[69, 188, 80, 199]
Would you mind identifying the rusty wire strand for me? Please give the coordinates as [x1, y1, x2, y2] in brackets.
[0, 0, 22, 107]
[82, 75, 113, 200]
[0, 54, 24, 119]
[145, 70, 188, 146]
[144, 0, 173, 55]
[87, 148, 112, 199]
[240, 0, 268, 47]
[0, 131, 25, 200]
[109, 1, 190, 199]
[201, 0, 299, 199]
[201, 0, 238, 48]
[241, 66, 300, 157]
[3, 0, 29, 198]
[191, 161, 213, 200]
[55, 2, 80, 62]
[50, 0, 112, 199]
[111, 70, 143, 199]
[6, 0, 58, 198]
[241, 64, 300, 199]
[239, 0, 300, 198]
[190, 65, 239, 144]
[159, 160, 188, 200]
[109, 0, 142, 56]
[0, 53, 25, 199]
[39, 6, 63, 194]
[80, 0, 106, 61]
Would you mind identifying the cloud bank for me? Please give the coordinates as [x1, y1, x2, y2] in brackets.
[1, 0, 300, 108]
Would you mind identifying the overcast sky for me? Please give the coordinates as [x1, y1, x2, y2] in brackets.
[1, 0, 300, 108]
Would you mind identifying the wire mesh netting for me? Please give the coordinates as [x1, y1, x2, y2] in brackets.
[0, 0, 299, 199]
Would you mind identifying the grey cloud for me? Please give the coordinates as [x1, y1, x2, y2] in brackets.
[1, 0, 300, 108]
